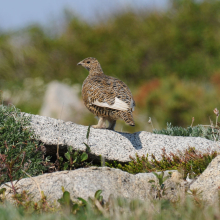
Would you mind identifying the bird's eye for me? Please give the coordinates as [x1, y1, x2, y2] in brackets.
[87, 61, 90, 64]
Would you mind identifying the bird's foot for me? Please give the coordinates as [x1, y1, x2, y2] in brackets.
[107, 120, 116, 131]
[92, 124, 106, 129]
[92, 117, 106, 129]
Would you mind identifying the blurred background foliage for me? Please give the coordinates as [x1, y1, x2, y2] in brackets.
[1, 0, 220, 132]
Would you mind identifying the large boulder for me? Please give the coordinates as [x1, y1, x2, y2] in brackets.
[40, 81, 86, 123]
[190, 155, 220, 204]
[26, 113, 219, 162]
[0, 167, 179, 204]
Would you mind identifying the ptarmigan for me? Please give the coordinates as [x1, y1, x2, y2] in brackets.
[78, 57, 135, 130]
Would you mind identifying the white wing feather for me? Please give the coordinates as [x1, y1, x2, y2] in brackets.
[93, 97, 130, 111]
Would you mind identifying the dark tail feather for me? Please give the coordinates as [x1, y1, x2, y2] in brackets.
[120, 111, 135, 126]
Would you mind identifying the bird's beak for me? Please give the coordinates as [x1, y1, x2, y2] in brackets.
[77, 61, 82, 66]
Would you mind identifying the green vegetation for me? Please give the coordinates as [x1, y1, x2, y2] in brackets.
[0, 185, 220, 220]
[0, 104, 92, 183]
[59, 146, 89, 170]
[0, 104, 45, 185]
[148, 171, 171, 200]
[57, 188, 104, 215]
[144, 76, 220, 129]
[153, 123, 220, 141]
[2, 0, 220, 83]
[106, 147, 217, 179]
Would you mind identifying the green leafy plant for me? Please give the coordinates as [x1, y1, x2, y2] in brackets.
[58, 187, 104, 215]
[63, 146, 88, 170]
[55, 125, 91, 171]
[149, 171, 171, 200]
[60, 126, 91, 170]
[57, 187, 76, 214]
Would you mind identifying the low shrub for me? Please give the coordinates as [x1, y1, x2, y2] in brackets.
[0, 105, 45, 185]
[106, 147, 217, 179]
[153, 123, 220, 141]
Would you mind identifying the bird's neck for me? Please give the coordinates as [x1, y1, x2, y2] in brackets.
[89, 66, 104, 76]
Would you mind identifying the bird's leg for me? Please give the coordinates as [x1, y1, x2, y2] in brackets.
[92, 117, 106, 129]
[107, 119, 116, 130]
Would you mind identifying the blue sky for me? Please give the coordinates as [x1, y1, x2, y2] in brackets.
[0, 0, 168, 31]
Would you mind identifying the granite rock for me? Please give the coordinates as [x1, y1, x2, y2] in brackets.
[0, 167, 178, 204]
[190, 155, 220, 204]
[26, 113, 219, 162]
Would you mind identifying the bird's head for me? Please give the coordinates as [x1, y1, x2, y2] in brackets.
[77, 57, 103, 74]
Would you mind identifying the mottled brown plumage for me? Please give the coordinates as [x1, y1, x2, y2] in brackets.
[78, 57, 135, 130]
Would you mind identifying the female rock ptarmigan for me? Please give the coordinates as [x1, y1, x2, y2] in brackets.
[78, 57, 135, 130]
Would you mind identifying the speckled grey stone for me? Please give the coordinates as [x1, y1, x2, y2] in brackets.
[190, 155, 220, 204]
[26, 113, 219, 162]
[0, 167, 176, 203]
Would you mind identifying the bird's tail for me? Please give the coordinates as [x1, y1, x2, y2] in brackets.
[120, 110, 135, 126]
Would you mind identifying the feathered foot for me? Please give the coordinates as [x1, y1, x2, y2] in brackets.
[92, 117, 106, 129]
[107, 119, 116, 130]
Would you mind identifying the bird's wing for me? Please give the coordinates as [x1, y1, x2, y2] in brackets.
[83, 75, 135, 111]
[93, 97, 129, 111]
